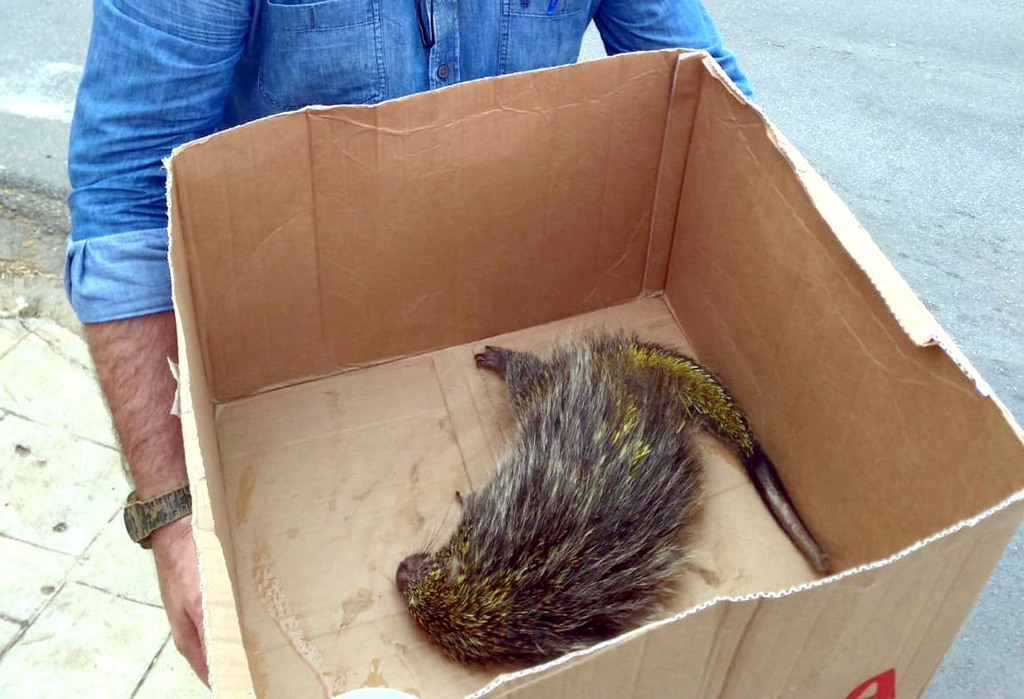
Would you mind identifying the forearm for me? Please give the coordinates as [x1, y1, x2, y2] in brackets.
[86, 310, 186, 499]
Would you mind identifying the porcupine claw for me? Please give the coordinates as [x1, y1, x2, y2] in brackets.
[474, 346, 508, 374]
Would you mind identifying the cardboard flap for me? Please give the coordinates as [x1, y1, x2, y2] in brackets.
[664, 58, 1024, 572]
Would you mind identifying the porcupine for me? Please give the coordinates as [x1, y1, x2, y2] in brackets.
[395, 331, 829, 667]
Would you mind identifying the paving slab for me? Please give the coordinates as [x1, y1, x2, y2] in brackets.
[70, 511, 163, 608]
[0, 617, 23, 655]
[0, 321, 24, 357]
[0, 535, 73, 622]
[0, 411, 124, 555]
[135, 636, 211, 699]
[20, 317, 93, 371]
[0, 583, 167, 699]
[0, 320, 115, 447]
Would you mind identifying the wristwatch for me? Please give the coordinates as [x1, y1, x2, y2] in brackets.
[123, 485, 193, 549]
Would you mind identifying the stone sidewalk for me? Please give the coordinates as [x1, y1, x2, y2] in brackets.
[0, 316, 208, 698]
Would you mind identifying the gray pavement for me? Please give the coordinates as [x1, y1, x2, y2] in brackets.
[0, 0, 90, 196]
[0, 1, 1021, 697]
[0, 318, 206, 698]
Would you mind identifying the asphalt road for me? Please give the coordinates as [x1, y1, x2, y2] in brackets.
[0, 0, 89, 196]
[1, 1, 1021, 696]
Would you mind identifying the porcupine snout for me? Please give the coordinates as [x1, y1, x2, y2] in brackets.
[396, 553, 427, 595]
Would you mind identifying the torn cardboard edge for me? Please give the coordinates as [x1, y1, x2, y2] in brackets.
[766, 124, 999, 400]
[165, 160, 257, 698]
[699, 57, 1007, 447]
[702, 47, 998, 404]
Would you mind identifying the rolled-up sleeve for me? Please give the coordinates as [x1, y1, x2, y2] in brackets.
[66, 0, 251, 323]
[593, 0, 753, 97]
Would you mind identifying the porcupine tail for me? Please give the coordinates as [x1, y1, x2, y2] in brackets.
[744, 444, 831, 574]
[613, 334, 831, 575]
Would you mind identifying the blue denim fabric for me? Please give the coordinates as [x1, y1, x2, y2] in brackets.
[66, 0, 753, 323]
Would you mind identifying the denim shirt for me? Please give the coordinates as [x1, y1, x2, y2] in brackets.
[66, 0, 753, 323]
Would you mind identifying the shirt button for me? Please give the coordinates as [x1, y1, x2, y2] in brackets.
[437, 64, 450, 80]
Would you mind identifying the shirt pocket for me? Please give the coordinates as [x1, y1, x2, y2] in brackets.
[499, 0, 592, 75]
[258, 0, 385, 110]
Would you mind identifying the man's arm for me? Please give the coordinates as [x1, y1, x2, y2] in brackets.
[593, 0, 754, 97]
[87, 310, 209, 680]
[87, 312, 185, 501]
[67, 0, 252, 683]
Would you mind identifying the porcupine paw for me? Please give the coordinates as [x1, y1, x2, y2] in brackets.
[474, 346, 509, 375]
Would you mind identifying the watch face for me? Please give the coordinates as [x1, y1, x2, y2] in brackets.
[123, 487, 192, 547]
[124, 506, 144, 542]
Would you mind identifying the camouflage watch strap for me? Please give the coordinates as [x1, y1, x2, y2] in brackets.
[123, 486, 192, 550]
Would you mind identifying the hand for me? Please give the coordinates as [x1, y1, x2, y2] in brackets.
[150, 516, 209, 685]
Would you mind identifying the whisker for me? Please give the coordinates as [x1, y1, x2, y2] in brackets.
[422, 492, 460, 551]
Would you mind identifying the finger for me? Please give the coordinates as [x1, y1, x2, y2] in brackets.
[168, 596, 208, 686]
[174, 620, 209, 687]
[187, 596, 210, 685]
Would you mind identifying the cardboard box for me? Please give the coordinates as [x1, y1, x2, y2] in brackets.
[165, 49, 1024, 699]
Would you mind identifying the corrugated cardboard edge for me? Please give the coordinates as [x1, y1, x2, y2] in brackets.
[165, 161, 258, 698]
[765, 120, 1024, 445]
[700, 56, 1024, 477]
[467, 484, 1024, 699]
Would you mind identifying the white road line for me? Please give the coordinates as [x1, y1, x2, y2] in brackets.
[0, 62, 83, 124]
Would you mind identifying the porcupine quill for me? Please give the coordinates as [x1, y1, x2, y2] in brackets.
[395, 331, 829, 667]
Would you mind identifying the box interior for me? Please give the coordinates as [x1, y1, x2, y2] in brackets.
[166, 50, 1024, 699]
[215, 297, 825, 698]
